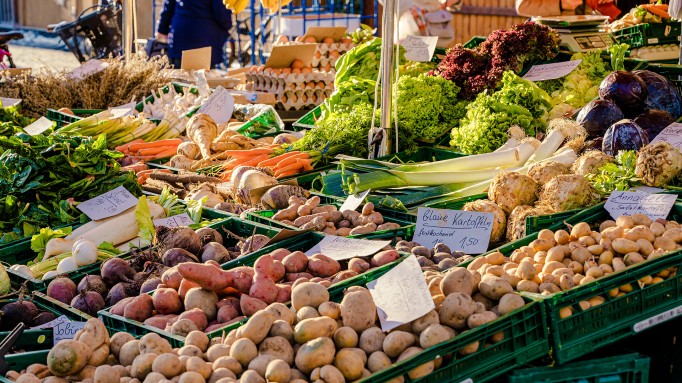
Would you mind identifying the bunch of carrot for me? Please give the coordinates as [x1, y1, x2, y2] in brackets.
[115, 138, 182, 161]
[219, 147, 313, 182]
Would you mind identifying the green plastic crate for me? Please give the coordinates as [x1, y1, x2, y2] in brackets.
[2, 350, 49, 376]
[523, 208, 585, 237]
[46, 109, 104, 128]
[508, 353, 650, 383]
[613, 22, 682, 49]
[488, 201, 682, 364]
[291, 105, 322, 130]
[464, 36, 486, 49]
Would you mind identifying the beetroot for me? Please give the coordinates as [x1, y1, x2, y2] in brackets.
[33, 311, 57, 326]
[0, 301, 32, 330]
[140, 277, 162, 294]
[195, 227, 223, 245]
[47, 278, 78, 304]
[77, 275, 108, 297]
[71, 291, 105, 316]
[100, 258, 135, 287]
[162, 248, 198, 267]
[156, 226, 202, 255]
[199, 242, 230, 263]
[20, 301, 39, 317]
[106, 282, 137, 306]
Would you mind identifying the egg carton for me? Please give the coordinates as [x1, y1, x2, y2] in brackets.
[278, 89, 328, 111]
[314, 42, 354, 56]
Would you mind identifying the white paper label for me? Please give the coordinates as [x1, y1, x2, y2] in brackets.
[651, 122, 682, 150]
[24, 116, 54, 136]
[367, 254, 435, 332]
[53, 316, 86, 342]
[459, 380, 473, 383]
[339, 190, 370, 213]
[68, 59, 109, 79]
[304, 235, 391, 260]
[402, 35, 438, 62]
[522, 60, 582, 82]
[633, 305, 682, 332]
[412, 207, 493, 254]
[605, 191, 676, 221]
[197, 86, 235, 124]
[630, 186, 665, 194]
[0, 97, 21, 108]
[154, 213, 194, 228]
[76, 186, 139, 220]
[109, 101, 137, 118]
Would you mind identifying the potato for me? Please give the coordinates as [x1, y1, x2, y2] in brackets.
[143, 372, 165, 383]
[333, 327, 359, 349]
[247, 355, 276, 378]
[624, 252, 645, 266]
[366, 351, 391, 373]
[95, 365, 121, 383]
[418, 323, 450, 349]
[478, 275, 513, 300]
[238, 310, 275, 344]
[654, 236, 676, 251]
[186, 357, 211, 380]
[282, 252, 309, 273]
[411, 310, 439, 334]
[171, 319, 198, 337]
[333, 348, 365, 381]
[178, 345, 202, 357]
[539, 282, 560, 294]
[515, 261, 537, 281]
[294, 337, 335, 374]
[258, 336, 294, 366]
[131, 354, 157, 380]
[295, 306, 320, 323]
[382, 331, 415, 358]
[308, 254, 341, 278]
[110, 333, 135, 361]
[340, 288, 376, 332]
[439, 292, 477, 329]
[398, 347, 434, 380]
[212, 357, 242, 376]
[497, 294, 524, 315]
[439, 268, 475, 296]
[467, 311, 498, 328]
[612, 238, 639, 254]
[151, 354, 183, 379]
[178, 372, 205, 383]
[206, 345, 230, 363]
[290, 282, 329, 310]
[268, 320, 295, 343]
[229, 338, 257, 368]
[208, 369, 236, 383]
[359, 327, 386, 354]
[119, 340, 142, 367]
[312, 365, 345, 383]
[265, 360, 291, 383]
[294, 316, 338, 343]
[184, 288, 218, 322]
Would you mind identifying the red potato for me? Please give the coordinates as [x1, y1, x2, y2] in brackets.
[331, 270, 359, 284]
[240, 294, 267, 316]
[308, 254, 341, 278]
[282, 252, 309, 273]
[285, 272, 314, 282]
[270, 249, 291, 262]
[276, 284, 292, 303]
[153, 287, 182, 315]
[231, 270, 254, 294]
[144, 314, 178, 329]
[291, 278, 311, 289]
[178, 262, 235, 292]
[348, 258, 370, 274]
[178, 308, 209, 331]
[249, 278, 279, 304]
[110, 297, 135, 316]
[272, 260, 286, 282]
[254, 256, 276, 279]
[232, 266, 255, 277]
[179, 279, 201, 300]
[218, 305, 240, 324]
[161, 267, 183, 290]
[370, 250, 400, 267]
[217, 297, 241, 313]
[123, 294, 153, 322]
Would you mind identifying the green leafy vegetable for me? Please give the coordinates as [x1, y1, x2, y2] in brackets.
[135, 196, 155, 244]
[609, 43, 630, 72]
[30, 226, 72, 263]
[98, 241, 122, 255]
[587, 150, 640, 195]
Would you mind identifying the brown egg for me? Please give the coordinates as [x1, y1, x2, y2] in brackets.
[301, 94, 308, 103]
[314, 51, 322, 59]
[323, 63, 332, 72]
[281, 68, 292, 75]
[340, 37, 352, 44]
[263, 67, 272, 76]
[329, 50, 340, 58]
[290, 93, 298, 103]
[306, 82, 315, 89]
[271, 68, 282, 76]
[310, 94, 317, 103]
[322, 37, 335, 44]
[291, 59, 305, 69]
[288, 83, 296, 90]
[295, 36, 304, 42]
[301, 67, 312, 74]
[304, 36, 317, 43]
[292, 67, 301, 74]
[315, 81, 325, 89]
[275, 35, 289, 44]
[281, 94, 288, 103]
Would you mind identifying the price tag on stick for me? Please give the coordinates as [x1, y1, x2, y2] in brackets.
[53, 317, 86, 343]
[154, 213, 194, 228]
[339, 190, 370, 212]
[412, 207, 493, 254]
[197, 86, 235, 124]
[304, 235, 391, 261]
[651, 122, 682, 150]
[522, 60, 582, 82]
[77, 186, 139, 220]
[402, 35, 438, 62]
[605, 191, 676, 221]
[368, 254, 435, 332]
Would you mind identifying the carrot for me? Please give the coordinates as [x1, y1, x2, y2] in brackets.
[302, 161, 313, 172]
[239, 154, 272, 167]
[121, 161, 148, 173]
[275, 169, 301, 179]
[640, 4, 670, 18]
[222, 148, 273, 158]
[115, 139, 144, 152]
[136, 169, 154, 176]
[274, 161, 305, 176]
[137, 175, 146, 184]
[272, 153, 310, 170]
[128, 148, 177, 161]
[257, 151, 301, 167]
[127, 138, 182, 153]
[137, 146, 174, 156]
[220, 170, 233, 182]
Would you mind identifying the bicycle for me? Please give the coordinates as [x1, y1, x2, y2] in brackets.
[0, 31, 24, 70]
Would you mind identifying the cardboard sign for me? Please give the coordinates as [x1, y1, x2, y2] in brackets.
[154, 213, 194, 228]
[23, 116, 54, 136]
[197, 86, 235, 124]
[305, 235, 391, 260]
[522, 60, 582, 82]
[263, 228, 311, 247]
[412, 207, 493, 254]
[651, 122, 682, 150]
[302, 26, 347, 42]
[605, 191, 676, 221]
[181, 47, 212, 71]
[402, 35, 438, 62]
[367, 255, 435, 332]
[77, 186, 139, 220]
[339, 190, 370, 212]
[0, 97, 21, 108]
[69, 59, 109, 79]
[264, 44, 317, 68]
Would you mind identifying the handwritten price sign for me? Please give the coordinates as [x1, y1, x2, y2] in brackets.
[522, 60, 582, 82]
[154, 213, 194, 228]
[198, 86, 235, 124]
[651, 122, 682, 150]
[412, 207, 493, 254]
[605, 191, 676, 221]
[76, 186, 138, 220]
[304, 236, 391, 261]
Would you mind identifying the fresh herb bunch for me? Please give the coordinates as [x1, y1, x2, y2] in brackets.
[587, 150, 640, 195]
[0, 133, 141, 243]
[431, 22, 559, 100]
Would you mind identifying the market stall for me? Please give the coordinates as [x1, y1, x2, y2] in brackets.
[0, 3, 681, 382]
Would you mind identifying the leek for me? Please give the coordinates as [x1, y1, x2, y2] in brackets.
[526, 119, 585, 164]
[395, 143, 534, 173]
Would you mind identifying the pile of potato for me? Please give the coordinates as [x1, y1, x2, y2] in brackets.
[272, 197, 401, 236]
[466, 213, 682, 318]
[110, 246, 401, 336]
[394, 241, 475, 271]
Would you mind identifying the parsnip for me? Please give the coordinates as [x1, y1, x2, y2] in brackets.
[45, 202, 165, 258]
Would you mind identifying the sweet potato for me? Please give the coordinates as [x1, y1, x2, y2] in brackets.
[370, 250, 400, 267]
[240, 294, 268, 316]
[331, 270, 359, 284]
[178, 279, 201, 301]
[161, 267, 183, 290]
[230, 270, 254, 295]
[143, 315, 178, 329]
[282, 252, 309, 273]
[275, 284, 292, 303]
[110, 297, 135, 316]
[308, 254, 341, 278]
[178, 262, 235, 292]
[124, 294, 153, 322]
[270, 249, 291, 262]
[178, 308, 209, 331]
[153, 287, 182, 315]
[254, 256, 276, 280]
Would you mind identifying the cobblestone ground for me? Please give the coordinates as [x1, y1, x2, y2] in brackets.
[8, 44, 80, 71]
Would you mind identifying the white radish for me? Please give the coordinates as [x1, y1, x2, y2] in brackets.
[42, 270, 60, 280]
[45, 201, 166, 258]
[65, 206, 135, 241]
[73, 240, 98, 266]
[10, 265, 33, 279]
[56, 257, 78, 273]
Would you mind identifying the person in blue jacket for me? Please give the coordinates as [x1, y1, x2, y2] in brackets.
[156, 0, 233, 68]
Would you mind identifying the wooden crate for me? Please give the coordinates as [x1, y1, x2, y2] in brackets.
[450, 0, 527, 45]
